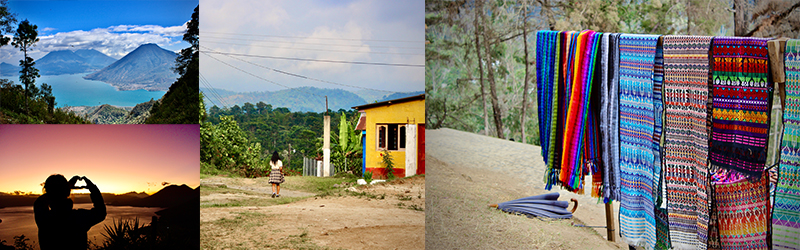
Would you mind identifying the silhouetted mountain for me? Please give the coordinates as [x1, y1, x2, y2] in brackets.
[200, 86, 368, 112]
[35, 49, 116, 75]
[84, 43, 179, 91]
[0, 62, 19, 76]
[135, 184, 198, 208]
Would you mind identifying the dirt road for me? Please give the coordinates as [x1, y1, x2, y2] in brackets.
[201, 175, 425, 250]
[426, 128, 626, 249]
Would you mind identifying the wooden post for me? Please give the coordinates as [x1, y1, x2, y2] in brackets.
[768, 38, 789, 107]
[605, 201, 616, 242]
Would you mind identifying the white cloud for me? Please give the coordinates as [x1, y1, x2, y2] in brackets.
[0, 24, 188, 63]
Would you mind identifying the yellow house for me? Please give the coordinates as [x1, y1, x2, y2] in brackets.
[353, 94, 425, 178]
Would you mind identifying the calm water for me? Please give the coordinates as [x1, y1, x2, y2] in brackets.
[1, 74, 166, 107]
[0, 204, 163, 249]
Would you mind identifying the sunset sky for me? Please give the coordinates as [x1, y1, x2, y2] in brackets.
[0, 125, 199, 195]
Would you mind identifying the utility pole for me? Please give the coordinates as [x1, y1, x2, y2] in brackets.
[323, 96, 331, 177]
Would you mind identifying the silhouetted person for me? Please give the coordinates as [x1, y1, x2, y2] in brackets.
[34, 175, 106, 250]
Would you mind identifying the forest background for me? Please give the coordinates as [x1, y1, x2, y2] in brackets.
[425, 0, 800, 145]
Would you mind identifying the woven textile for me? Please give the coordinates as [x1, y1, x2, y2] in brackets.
[661, 35, 713, 249]
[713, 173, 769, 250]
[559, 30, 601, 192]
[773, 39, 800, 250]
[618, 34, 659, 249]
[709, 37, 772, 177]
[600, 33, 622, 201]
[537, 30, 561, 190]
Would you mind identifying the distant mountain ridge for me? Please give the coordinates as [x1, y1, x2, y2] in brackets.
[201, 86, 424, 112]
[34, 49, 116, 75]
[84, 43, 179, 91]
[0, 62, 19, 76]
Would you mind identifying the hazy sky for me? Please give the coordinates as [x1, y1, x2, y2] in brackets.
[0, 125, 199, 195]
[199, 0, 424, 96]
[0, 0, 196, 64]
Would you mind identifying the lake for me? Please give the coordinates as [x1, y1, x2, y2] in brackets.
[0, 74, 166, 107]
[0, 204, 163, 248]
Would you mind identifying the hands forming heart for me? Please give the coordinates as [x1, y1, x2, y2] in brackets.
[69, 176, 94, 189]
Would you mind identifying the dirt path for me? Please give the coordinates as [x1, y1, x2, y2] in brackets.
[201, 176, 425, 250]
[426, 128, 625, 249]
[202, 177, 315, 197]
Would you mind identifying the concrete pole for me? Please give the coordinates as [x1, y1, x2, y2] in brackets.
[323, 115, 331, 177]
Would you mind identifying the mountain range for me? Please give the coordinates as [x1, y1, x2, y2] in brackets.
[201, 86, 424, 112]
[84, 43, 179, 91]
[35, 49, 117, 75]
[0, 62, 19, 76]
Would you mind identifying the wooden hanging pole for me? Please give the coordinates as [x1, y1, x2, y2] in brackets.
[605, 201, 615, 241]
[768, 38, 789, 107]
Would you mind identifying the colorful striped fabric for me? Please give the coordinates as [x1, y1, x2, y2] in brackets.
[709, 37, 772, 177]
[559, 30, 601, 192]
[773, 39, 800, 250]
[662, 35, 713, 249]
[618, 34, 660, 249]
[651, 40, 671, 249]
[537, 30, 561, 190]
[600, 33, 622, 202]
[713, 172, 769, 250]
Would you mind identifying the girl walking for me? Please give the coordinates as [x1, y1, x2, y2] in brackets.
[268, 151, 284, 198]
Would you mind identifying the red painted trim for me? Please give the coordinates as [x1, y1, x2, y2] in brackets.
[365, 167, 406, 179]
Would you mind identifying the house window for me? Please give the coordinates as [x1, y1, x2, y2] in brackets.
[377, 124, 406, 151]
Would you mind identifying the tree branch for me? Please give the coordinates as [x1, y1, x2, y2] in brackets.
[743, 1, 800, 37]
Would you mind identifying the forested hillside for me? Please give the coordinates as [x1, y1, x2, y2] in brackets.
[426, 0, 798, 144]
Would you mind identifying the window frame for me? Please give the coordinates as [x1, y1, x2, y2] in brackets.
[376, 123, 406, 152]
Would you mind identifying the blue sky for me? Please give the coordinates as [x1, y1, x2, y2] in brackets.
[200, 0, 424, 94]
[1, 0, 197, 63]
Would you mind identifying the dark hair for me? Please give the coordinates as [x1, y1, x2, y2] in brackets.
[44, 174, 70, 199]
[271, 151, 280, 163]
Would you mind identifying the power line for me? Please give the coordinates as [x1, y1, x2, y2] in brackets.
[200, 50, 425, 68]
[199, 72, 230, 108]
[201, 50, 323, 98]
[202, 40, 424, 56]
[199, 73, 227, 107]
[204, 46, 397, 93]
[203, 31, 421, 43]
[203, 35, 424, 50]
[199, 79, 227, 108]
[199, 89, 220, 109]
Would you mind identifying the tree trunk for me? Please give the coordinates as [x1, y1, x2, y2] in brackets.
[734, 0, 747, 36]
[520, 22, 530, 144]
[481, 10, 505, 139]
[474, 1, 490, 136]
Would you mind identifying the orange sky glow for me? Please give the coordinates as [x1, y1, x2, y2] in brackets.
[0, 125, 199, 195]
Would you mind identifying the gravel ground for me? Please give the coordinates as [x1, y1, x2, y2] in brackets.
[426, 128, 627, 249]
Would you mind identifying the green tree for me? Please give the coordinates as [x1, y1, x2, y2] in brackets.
[146, 5, 199, 124]
[12, 19, 39, 101]
[201, 115, 263, 176]
[0, 0, 16, 47]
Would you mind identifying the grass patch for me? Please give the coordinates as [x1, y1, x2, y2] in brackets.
[201, 196, 306, 208]
[211, 211, 274, 229]
[397, 194, 412, 201]
[281, 176, 359, 195]
[199, 184, 261, 196]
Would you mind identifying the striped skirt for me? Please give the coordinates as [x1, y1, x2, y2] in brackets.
[268, 168, 284, 184]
